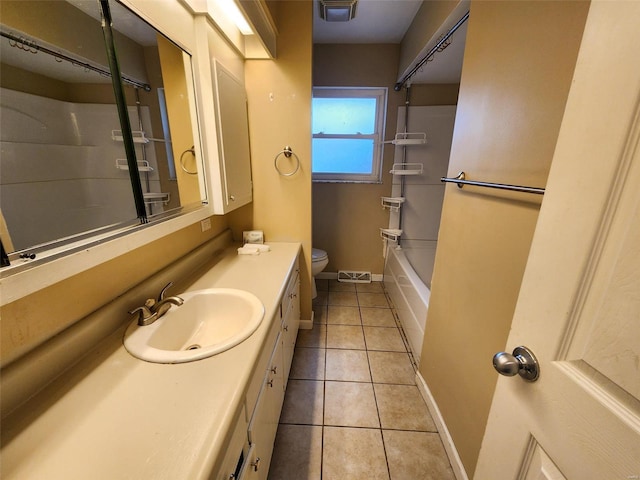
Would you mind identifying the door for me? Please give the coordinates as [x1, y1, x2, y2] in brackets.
[475, 2, 640, 479]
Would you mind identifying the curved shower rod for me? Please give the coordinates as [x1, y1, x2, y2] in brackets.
[394, 10, 470, 92]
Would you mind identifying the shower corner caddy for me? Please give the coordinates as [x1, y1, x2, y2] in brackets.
[386, 132, 427, 145]
[115, 159, 154, 171]
[389, 163, 424, 176]
[380, 228, 402, 242]
[143, 192, 170, 205]
[381, 196, 405, 212]
[111, 129, 150, 144]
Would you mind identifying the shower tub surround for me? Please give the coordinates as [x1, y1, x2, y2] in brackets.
[0, 237, 300, 479]
[0, 88, 163, 250]
[384, 245, 430, 365]
[384, 105, 456, 364]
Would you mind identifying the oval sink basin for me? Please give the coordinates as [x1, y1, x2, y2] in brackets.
[124, 288, 265, 363]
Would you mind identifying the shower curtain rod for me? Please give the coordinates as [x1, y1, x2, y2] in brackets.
[394, 10, 470, 92]
[0, 30, 151, 92]
[441, 172, 545, 195]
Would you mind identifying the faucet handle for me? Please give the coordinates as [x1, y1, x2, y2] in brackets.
[128, 305, 154, 325]
[158, 282, 174, 302]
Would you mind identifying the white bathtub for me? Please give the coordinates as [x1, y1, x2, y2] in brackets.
[383, 245, 430, 365]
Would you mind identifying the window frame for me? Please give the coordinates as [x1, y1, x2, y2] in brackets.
[312, 87, 387, 183]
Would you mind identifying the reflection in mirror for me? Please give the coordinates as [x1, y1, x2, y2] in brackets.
[0, 0, 204, 259]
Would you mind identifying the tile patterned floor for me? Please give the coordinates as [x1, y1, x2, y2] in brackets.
[267, 280, 456, 480]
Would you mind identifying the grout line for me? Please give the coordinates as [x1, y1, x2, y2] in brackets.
[361, 301, 393, 480]
[320, 342, 326, 480]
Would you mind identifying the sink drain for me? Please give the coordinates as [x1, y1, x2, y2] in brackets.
[185, 344, 201, 351]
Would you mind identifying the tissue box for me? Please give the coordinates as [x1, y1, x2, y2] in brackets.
[243, 230, 264, 244]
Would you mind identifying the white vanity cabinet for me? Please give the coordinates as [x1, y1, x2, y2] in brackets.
[216, 257, 300, 480]
[245, 334, 284, 480]
[281, 266, 300, 387]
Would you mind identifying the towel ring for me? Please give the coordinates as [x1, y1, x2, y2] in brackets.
[274, 146, 300, 177]
[180, 146, 197, 175]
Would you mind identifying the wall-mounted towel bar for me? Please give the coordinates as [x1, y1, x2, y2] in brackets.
[441, 172, 545, 195]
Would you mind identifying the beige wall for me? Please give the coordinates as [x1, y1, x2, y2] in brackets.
[312, 45, 458, 275]
[313, 44, 400, 275]
[242, 1, 313, 320]
[157, 36, 200, 206]
[418, 1, 590, 476]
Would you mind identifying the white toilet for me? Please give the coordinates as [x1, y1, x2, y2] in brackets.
[311, 248, 329, 299]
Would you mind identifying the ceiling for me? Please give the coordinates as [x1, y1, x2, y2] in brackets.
[312, 0, 467, 85]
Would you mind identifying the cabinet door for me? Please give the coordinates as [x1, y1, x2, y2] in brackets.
[211, 60, 252, 214]
[247, 334, 284, 480]
[211, 410, 248, 480]
[282, 276, 300, 386]
[268, 334, 285, 427]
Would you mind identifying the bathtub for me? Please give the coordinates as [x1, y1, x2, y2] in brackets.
[383, 245, 430, 365]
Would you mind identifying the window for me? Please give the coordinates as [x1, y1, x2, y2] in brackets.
[312, 87, 387, 183]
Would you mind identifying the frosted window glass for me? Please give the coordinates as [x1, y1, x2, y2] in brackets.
[311, 87, 386, 183]
[312, 138, 374, 174]
[312, 98, 376, 134]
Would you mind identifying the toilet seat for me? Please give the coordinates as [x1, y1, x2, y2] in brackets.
[312, 248, 328, 263]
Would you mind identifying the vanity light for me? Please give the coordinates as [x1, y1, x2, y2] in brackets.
[214, 0, 254, 35]
[319, 0, 358, 22]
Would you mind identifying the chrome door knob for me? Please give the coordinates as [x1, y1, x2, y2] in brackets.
[492, 346, 540, 382]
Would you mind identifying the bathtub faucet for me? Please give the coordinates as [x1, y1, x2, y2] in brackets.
[128, 282, 184, 326]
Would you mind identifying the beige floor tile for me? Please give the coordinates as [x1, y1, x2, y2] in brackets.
[368, 351, 415, 384]
[374, 384, 436, 431]
[383, 430, 456, 480]
[312, 290, 327, 306]
[290, 347, 325, 380]
[280, 380, 324, 425]
[325, 349, 371, 382]
[327, 291, 359, 306]
[296, 324, 326, 348]
[357, 292, 389, 307]
[315, 278, 329, 292]
[322, 427, 389, 480]
[363, 326, 406, 352]
[326, 305, 361, 325]
[329, 280, 356, 292]
[324, 381, 379, 428]
[326, 324, 365, 350]
[360, 307, 396, 327]
[356, 282, 384, 293]
[312, 304, 327, 324]
[268, 424, 323, 480]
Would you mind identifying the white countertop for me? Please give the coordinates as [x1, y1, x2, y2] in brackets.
[0, 242, 301, 479]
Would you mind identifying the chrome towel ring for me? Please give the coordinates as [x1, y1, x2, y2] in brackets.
[274, 146, 300, 177]
[180, 146, 197, 175]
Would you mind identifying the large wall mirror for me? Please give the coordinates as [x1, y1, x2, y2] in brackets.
[0, 0, 206, 265]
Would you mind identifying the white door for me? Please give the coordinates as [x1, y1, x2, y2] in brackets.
[475, 2, 640, 479]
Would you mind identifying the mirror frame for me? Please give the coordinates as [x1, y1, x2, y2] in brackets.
[0, 0, 215, 305]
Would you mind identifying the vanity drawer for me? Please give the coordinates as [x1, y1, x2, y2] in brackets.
[245, 312, 280, 423]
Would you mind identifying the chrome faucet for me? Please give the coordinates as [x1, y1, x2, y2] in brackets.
[129, 282, 184, 326]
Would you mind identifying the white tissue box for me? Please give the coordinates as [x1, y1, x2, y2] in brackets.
[243, 230, 264, 244]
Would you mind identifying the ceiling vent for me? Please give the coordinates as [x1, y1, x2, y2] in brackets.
[318, 0, 358, 22]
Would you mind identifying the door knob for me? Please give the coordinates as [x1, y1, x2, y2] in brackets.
[492, 345, 539, 382]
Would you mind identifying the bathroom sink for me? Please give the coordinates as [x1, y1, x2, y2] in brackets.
[124, 288, 265, 363]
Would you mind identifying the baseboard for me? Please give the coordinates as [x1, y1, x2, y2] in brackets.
[299, 311, 313, 330]
[415, 371, 469, 480]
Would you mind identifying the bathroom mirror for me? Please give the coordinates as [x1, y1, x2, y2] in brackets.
[0, 0, 206, 259]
